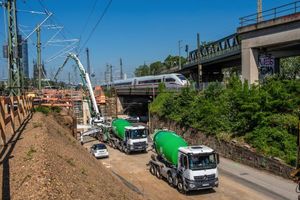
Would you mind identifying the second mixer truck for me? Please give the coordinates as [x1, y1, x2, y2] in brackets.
[148, 130, 219, 193]
[99, 118, 148, 154]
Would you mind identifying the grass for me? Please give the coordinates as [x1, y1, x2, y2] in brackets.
[33, 122, 42, 128]
[66, 158, 76, 167]
[80, 167, 88, 176]
[25, 146, 37, 161]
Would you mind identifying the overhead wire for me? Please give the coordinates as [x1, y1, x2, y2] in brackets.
[77, 0, 100, 51]
[78, 0, 112, 54]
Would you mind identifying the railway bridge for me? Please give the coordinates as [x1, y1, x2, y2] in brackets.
[179, 1, 300, 86]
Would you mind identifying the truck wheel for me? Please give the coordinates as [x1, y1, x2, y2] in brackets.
[149, 164, 156, 175]
[155, 166, 162, 179]
[167, 173, 173, 186]
[177, 178, 187, 194]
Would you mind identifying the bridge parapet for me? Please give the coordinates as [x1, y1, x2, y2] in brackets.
[240, 1, 300, 27]
[185, 34, 241, 68]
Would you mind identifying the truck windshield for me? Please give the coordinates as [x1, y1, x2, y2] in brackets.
[189, 154, 217, 170]
[130, 129, 147, 139]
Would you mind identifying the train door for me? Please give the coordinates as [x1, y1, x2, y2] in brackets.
[133, 79, 137, 88]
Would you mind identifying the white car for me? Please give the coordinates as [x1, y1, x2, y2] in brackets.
[90, 143, 109, 158]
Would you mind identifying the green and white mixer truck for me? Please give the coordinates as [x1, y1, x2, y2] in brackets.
[148, 130, 219, 193]
[99, 118, 148, 154]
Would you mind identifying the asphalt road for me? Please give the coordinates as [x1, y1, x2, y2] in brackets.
[83, 137, 297, 200]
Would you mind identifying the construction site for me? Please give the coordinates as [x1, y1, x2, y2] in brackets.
[0, 0, 300, 200]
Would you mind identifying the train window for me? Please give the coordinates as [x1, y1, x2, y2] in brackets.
[114, 82, 131, 86]
[177, 75, 187, 81]
[165, 78, 175, 82]
[139, 79, 161, 84]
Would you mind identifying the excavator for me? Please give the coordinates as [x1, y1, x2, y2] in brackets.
[53, 53, 104, 125]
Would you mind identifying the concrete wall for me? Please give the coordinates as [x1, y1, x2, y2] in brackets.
[240, 18, 300, 84]
[151, 115, 294, 179]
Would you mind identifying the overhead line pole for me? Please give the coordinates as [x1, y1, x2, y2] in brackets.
[120, 58, 123, 80]
[6, 0, 21, 96]
[197, 33, 203, 90]
[257, 0, 263, 22]
[36, 26, 42, 91]
[86, 48, 91, 75]
[178, 40, 182, 70]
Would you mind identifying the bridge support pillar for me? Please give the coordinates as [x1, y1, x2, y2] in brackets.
[241, 45, 259, 84]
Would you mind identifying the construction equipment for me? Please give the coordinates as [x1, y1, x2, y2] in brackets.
[98, 118, 148, 154]
[148, 130, 219, 193]
[54, 53, 104, 125]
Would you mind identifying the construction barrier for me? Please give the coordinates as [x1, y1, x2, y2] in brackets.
[0, 95, 33, 145]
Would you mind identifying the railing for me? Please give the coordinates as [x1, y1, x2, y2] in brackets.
[240, 1, 300, 27]
[0, 95, 33, 145]
[186, 34, 240, 67]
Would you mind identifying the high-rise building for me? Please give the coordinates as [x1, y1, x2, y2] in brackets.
[21, 39, 29, 78]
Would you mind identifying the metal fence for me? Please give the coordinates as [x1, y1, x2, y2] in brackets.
[240, 1, 300, 26]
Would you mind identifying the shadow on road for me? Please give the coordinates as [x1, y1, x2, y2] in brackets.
[0, 113, 33, 200]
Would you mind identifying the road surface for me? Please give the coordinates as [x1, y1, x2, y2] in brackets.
[83, 138, 297, 200]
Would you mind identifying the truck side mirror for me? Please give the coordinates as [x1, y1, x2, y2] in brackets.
[216, 153, 220, 164]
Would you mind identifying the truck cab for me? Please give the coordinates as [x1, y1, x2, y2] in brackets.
[177, 145, 219, 192]
[124, 125, 148, 153]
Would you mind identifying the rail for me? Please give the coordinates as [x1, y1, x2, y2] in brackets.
[240, 1, 300, 26]
[0, 95, 33, 145]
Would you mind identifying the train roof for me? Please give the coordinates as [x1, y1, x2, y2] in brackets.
[102, 73, 185, 86]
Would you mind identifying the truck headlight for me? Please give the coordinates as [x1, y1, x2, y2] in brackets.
[189, 183, 195, 188]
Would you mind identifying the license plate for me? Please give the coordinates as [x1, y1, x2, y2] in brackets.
[202, 183, 209, 187]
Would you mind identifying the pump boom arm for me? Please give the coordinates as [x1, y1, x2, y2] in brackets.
[53, 53, 100, 117]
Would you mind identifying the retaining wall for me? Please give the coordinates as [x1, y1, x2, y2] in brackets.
[151, 115, 294, 179]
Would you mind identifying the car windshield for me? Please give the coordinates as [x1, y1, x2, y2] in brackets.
[176, 74, 187, 81]
[130, 129, 147, 139]
[189, 154, 217, 170]
[94, 144, 106, 150]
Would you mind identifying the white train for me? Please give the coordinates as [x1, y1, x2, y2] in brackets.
[104, 73, 189, 89]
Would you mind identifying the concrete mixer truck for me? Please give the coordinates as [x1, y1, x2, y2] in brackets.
[148, 130, 219, 193]
[99, 118, 148, 154]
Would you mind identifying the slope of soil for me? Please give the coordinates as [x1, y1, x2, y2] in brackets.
[0, 112, 141, 200]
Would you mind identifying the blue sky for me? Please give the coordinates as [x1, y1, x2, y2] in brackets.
[0, 0, 295, 84]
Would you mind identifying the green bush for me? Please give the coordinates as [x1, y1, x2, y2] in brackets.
[34, 106, 51, 115]
[34, 106, 62, 115]
[150, 76, 300, 166]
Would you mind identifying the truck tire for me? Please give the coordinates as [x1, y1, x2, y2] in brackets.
[177, 178, 187, 194]
[155, 166, 162, 179]
[167, 172, 173, 187]
[150, 164, 156, 175]
[125, 148, 130, 155]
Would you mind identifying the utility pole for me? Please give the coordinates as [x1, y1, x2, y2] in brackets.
[5, 0, 21, 96]
[120, 58, 123, 80]
[86, 48, 91, 75]
[110, 64, 113, 83]
[178, 40, 183, 70]
[197, 33, 203, 90]
[36, 26, 42, 91]
[257, 0, 263, 22]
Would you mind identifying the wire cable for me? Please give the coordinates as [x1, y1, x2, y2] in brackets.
[78, 0, 112, 54]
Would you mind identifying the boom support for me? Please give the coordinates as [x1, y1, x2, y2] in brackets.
[54, 53, 100, 119]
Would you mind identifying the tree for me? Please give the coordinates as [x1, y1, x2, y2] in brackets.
[134, 64, 150, 77]
[149, 61, 164, 75]
[280, 56, 300, 80]
[164, 55, 187, 69]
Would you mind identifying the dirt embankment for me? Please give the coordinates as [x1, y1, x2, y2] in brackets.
[1, 112, 141, 200]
